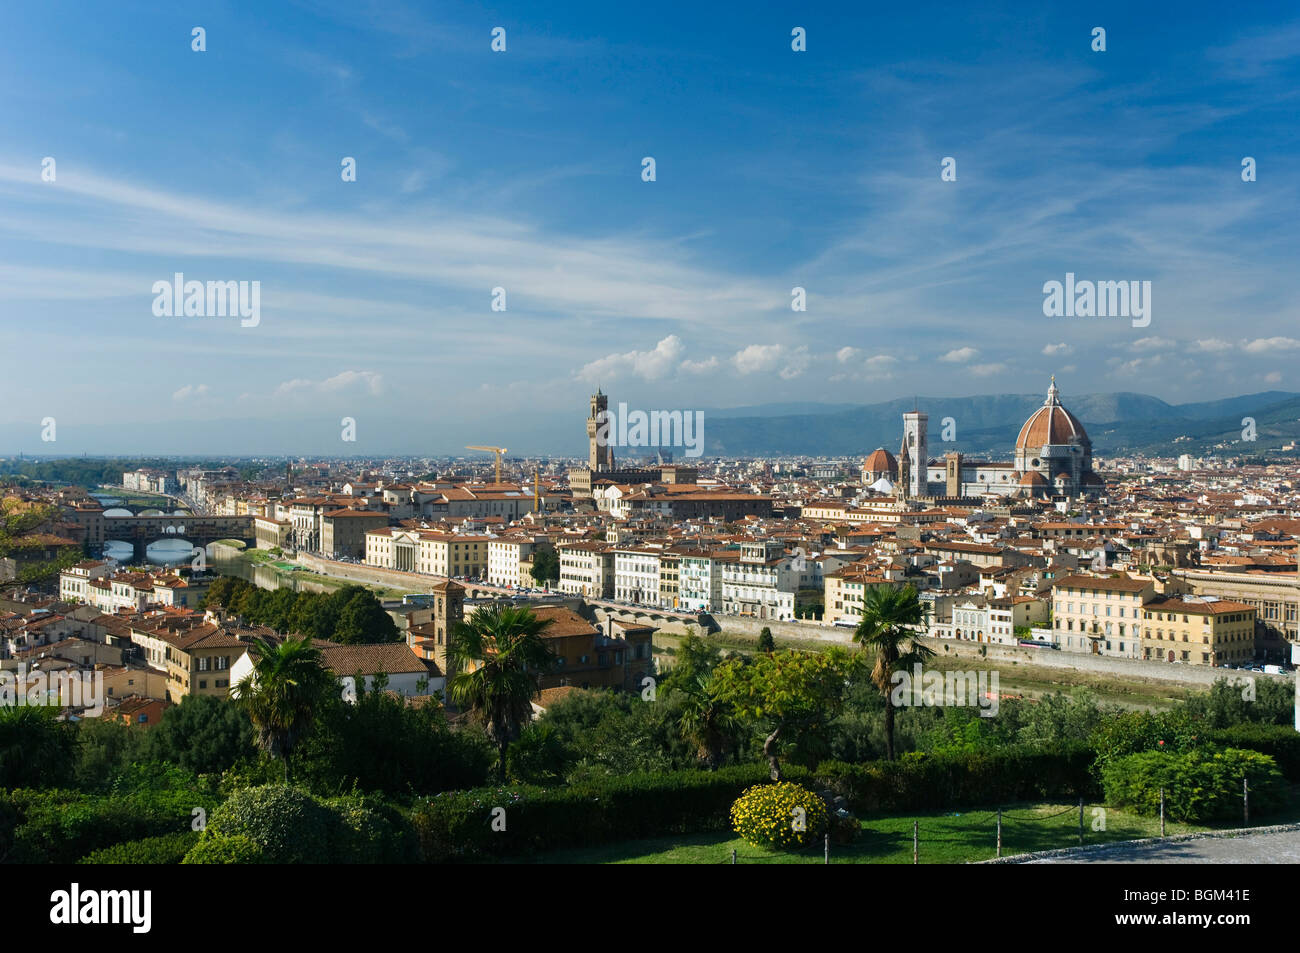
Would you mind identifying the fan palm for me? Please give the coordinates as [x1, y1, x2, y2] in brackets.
[854, 584, 933, 760]
[447, 604, 556, 782]
[675, 672, 735, 770]
[231, 634, 334, 781]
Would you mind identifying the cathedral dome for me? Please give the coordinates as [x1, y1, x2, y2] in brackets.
[863, 447, 897, 475]
[1016, 378, 1088, 451]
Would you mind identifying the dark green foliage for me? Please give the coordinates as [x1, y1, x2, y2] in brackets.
[0, 706, 78, 789]
[73, 718, 147, 790]
[1101, 748, 1285, 822]
[410, 763, 809, 862]
[295, 684, 493, 796]
[1089, 708, 1202, 770]
[182, 833, 268, 864]
[0, 765, 219, 864]
[78, 831, 199, 864]
[1183, 677, 1295, 728]
[144, 694, 256, 776]
[325, 793, 421, 863]
[196, 785, 339, 864]
[185, 785, 420, 863]
[519, 688, 692, 783]
[815, 745, 1099, 814]
[1202, 724, 1300, 781]
[757, 628, 775, 653]
[201, 577, 397, 644]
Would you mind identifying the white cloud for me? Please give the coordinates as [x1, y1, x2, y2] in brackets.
[273, 370, 383, 398]
[1241, 337, 1300, 354]
[779, 347, 811, 380]
[732, 344, 785, 375]
[1264, 371, 1282, 384]
[578, 335, 685, 382]
[172, 384, 209, 401]
[836, 346, 862, 364]
[1042, 342, 1072, 356]
[1131, 336, 1176, 352]
[940, 347, 978, 363]
[681, 356, 719, 374]
[970, 362, 1007, 377]
[1189, 338, 1233, 353]
[730, 343, 810, 380]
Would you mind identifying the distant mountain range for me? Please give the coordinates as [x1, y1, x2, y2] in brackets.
[699, 391, 1300, 459]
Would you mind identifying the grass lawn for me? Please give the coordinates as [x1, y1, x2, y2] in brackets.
[521, 802, 1221, 864]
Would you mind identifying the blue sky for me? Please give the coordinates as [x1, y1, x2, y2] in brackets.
[1, 0, 1298, 454]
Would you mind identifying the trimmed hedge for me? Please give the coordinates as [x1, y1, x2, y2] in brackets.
[410, 763, 810, 862]
[1101, 748, 1285, 822]
[78, 831, 199, 865]
[815, 744, 1098, 813]
[1203, 725, 1300, 781]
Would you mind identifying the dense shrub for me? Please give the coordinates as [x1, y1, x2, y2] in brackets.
[1, 766, 219, 864]
[325, 794, 421, 863]
[1089, 709, 1201, 770]
[1203, 724, 1300, 781]
[410, 763, 809, 862]
[1101, 748, 1285, 823]
[78, 831, 199, 864]
[815, 744, 1098, 813]
[182, 833, 268, 864]
[197, 785, 339, 864]
[730, 782, 826, 851]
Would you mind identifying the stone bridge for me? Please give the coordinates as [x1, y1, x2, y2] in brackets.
[103, 514, 256, 562]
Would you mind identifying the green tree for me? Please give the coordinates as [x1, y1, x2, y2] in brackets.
[145, 694, 256, 775]
[675, 672, 736, 770]
[854, 584, 933, 761]
[529, 549, 559, 586]
[713, 649, 852, 780]
[447, 604, 557, 782]
[333, 590, 399, 644]
[231, 635, 336, 781]
[757, 628, 775, 653]
[0, 705, 78, 788]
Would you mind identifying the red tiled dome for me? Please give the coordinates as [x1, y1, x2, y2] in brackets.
[1016, 379, 1088, 451]
[863, 447, 897, 473]
[1019, 470, 1049, 486]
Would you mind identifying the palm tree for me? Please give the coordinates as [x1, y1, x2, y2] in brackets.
[231, 634, 334, 781]
[675, 672, 735, 770]
[447, 603, 556, 782]
[854, 584, 933, 761]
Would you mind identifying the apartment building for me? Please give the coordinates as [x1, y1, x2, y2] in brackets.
[719, 540, 796, 620]
[557, 541, 615, 598]
[1051, 574, 1157, 659]
[679, 550, 730, 612]
[1141, 596, 1257, 666]
[614, 545, 663, 605]
[823, 565, 893, 625]
[162, 624, 245, 701]
[487, 537, 550, 588]
[1172, 567, 1297, 661]
[526, 605, 654, 692]
[320, 509, 390, 559]
[659, 548, 683, 609]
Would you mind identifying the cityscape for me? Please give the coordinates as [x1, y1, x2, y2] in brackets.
[1, 0, 1297, 925]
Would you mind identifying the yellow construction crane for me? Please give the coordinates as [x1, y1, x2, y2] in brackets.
[466, 445, 508, 485]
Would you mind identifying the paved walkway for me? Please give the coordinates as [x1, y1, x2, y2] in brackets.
[1006, 825, 1300, 863]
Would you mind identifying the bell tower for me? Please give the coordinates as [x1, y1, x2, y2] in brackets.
[587, 388, 613, 471]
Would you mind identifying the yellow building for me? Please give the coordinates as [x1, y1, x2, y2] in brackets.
[824, 566, 892, 625]
[1141, 597, 1256, 666]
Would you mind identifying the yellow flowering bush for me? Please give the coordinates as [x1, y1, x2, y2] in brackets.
[730, 782, 827, 851]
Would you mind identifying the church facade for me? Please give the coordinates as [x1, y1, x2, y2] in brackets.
[862, 379, 1103, 500]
